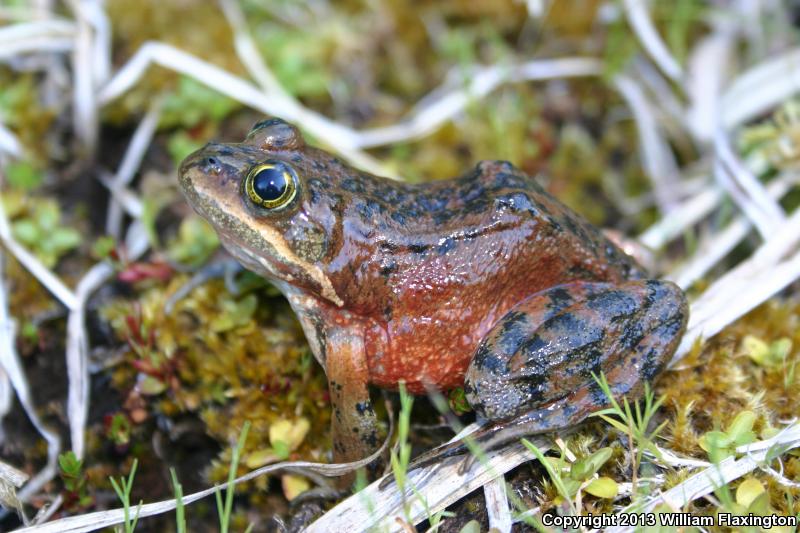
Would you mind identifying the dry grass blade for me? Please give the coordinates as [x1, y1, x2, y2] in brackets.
[307, 438, 542, 532]
[673, 208, 800, 363]
[621, 0, 683, 84]
[722, 47, 800, 130]
[0, 199, 77, 310]
[65, 225, 150, 460]
[613, 74, 682, 211]
[483, 476, 512, 533]
[104, 101, 162, 238]
[95, 41, 389, 176]
[0, 459, 29, 524]
[0, 250, 62, 504]
[670, 172, 800, 288]
[14, 427, 392, 533]
[713, 132, 785, 238]
[685, 30, 734, 142]
[217, 0, 289, 98]
[0, 19, 75, 59]
[0, 123, 24, 159]
[354, 58, 603, 148]
[603, 422, 800, 533]
[66, 0, 102, 152]
[638, 183, 718, 250]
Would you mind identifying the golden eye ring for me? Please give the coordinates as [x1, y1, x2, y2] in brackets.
[244, 161, 298, 210]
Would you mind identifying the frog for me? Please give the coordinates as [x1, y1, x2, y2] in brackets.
[178, 117, 689, 472]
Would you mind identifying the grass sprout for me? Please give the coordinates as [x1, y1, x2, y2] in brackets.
[590, 372, 667, 498]
[170, 467, 185, 533]
[215, 421, 251, 533]
[108, 458, 142, 533]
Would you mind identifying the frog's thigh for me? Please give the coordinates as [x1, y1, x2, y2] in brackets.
[325, 328, 380, 464]
[465, 280, 688, 428]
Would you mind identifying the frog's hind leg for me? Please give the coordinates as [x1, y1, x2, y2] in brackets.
[406, 280, 688, 476]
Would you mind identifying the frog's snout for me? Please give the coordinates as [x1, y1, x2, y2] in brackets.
[179, 144, 221, 177]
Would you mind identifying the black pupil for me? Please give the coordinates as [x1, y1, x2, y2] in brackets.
[252, 166, 288, 201]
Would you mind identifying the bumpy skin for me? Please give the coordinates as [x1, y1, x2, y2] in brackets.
[178, 118, 688, 469]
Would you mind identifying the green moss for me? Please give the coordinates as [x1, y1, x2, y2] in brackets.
[102, 275, 330, 486]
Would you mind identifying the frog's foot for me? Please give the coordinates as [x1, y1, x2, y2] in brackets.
[389, 280, 688, 485]
[466, 279, 687, 424]
[164, 259, 243, 313]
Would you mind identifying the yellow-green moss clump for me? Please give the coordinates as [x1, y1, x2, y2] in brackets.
[102, 273, 331, 490]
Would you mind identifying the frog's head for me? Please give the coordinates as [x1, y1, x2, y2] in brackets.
[178, 117, 345, 306]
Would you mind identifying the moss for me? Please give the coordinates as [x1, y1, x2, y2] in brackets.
[102, 274, 330, 487]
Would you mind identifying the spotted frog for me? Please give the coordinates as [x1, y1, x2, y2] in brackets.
[179, 118, 688, 467]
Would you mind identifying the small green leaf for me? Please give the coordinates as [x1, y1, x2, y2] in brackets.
[58, 451, 83, 476]
[35, 201, 59, 229]
[769, 338, 792, 364]
[699, 430, 731, 452]
[48, 227, 82, 252]
[92, 235, 117, 260]
[139, 375, 167, 396]
[584, 476, 618, 498]
[11, 219, 40, 243]
[743, 335, 770, 365]
[735, 478, 765, 507]
[747, 491, 770, 515]
[211, 295, 258, 332]
[6, 161, 43, 189]
[727, 411, 756, 445]
[271, 441, 290, 460]
[458, 519, 480, 533]
[571, 447, 612, 480]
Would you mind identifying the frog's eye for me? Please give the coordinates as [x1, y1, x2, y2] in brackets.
[244, 161, 298, 210]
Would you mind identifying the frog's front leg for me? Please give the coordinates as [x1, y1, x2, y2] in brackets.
[324, 328, 380, 467]
[465, 279, 688, 451]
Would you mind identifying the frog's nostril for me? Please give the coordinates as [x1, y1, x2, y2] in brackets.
[207, 156, 219, 167]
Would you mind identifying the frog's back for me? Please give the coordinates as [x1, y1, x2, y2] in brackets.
[336, 160, 646, 392]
